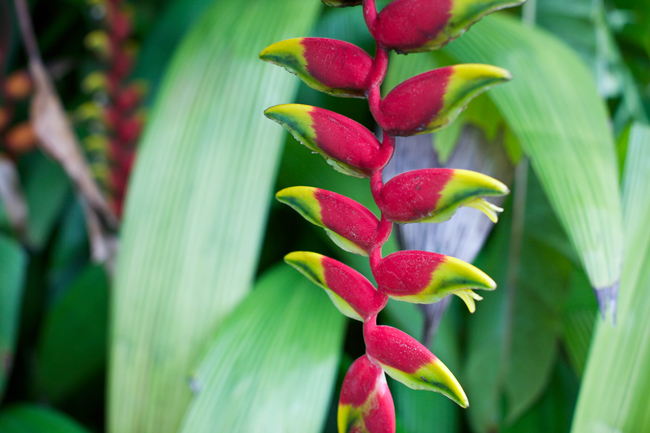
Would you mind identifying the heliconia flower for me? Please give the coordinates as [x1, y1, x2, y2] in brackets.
[276, 187, 379, 256]
[364, 321, 468, 408]
[322, 0, 362, 7]
[265, 104, 384, 178]
[285, 251, 388, 321]
[374, 250, 495, 312]
[378, 168, 509, 224]
[374, 0, 524, 53]
[260, 38, 373, 98]
[379, 64, 511, 136]
[338, 355, 395, 433]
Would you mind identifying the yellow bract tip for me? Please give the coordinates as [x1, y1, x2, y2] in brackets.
[452, 63, 513, 82]
[259, 38, 305, 61]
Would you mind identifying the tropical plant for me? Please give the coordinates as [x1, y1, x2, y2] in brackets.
[0, 0, 649, 432]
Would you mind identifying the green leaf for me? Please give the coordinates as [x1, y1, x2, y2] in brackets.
[465, 173, 574, 432]
[108, 2, 322, 432]
[0, 234, 27, 401]
[502, 360, 578, 433]
[440, 13, 623, 315]
[0, 404, 90, 433]
[571, 123, 650, 432]
[560, 269, 598, 377]
[178, 265, 345, 433]
[21, 152, 71, 248]
[134, 0, 215, 98]
[38, 265, 108, 403]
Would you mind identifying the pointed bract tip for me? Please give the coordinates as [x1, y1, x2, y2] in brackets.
[259, 38, 303, 62]
[453, 64, 513, 82]
[264, 103, 308, 120]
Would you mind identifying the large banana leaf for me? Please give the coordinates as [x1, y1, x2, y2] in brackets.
[108, 1, 322, 432]
[438, 13, 623, 316]
[178, 265, 345, 433]
[571, 123, 650, 432]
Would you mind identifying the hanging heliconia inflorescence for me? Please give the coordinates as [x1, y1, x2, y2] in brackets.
[78, 0, 145, 217]
[261, 0, 522, 431]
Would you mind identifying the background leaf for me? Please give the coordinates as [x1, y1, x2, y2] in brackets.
[108, 1, 322, 432]
[438, 13, 623, 315]
[178, 265, 345, 433]
[37, 265, 108, 403]
[571, 123, 650, 433]
[464, 173, 578, 432]
[0, 235, 27, 401]
[0, 404, 89, 433]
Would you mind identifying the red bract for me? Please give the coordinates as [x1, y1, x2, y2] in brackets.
[379, 64, 511, 136]
[374, 0, 525, 53]
[339, 355, 395, 433]
[364, 320, 468, 408]
[276, 187, 379, 256]
[265, 104, 385, 178]
[378, 168, 509, 223]
[260, 38, 373, 98]
[374, 0, 451, 52]
[375, 250, 495, 312]
[285, 251, 388, 321]
[261, 0, 518, 430]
